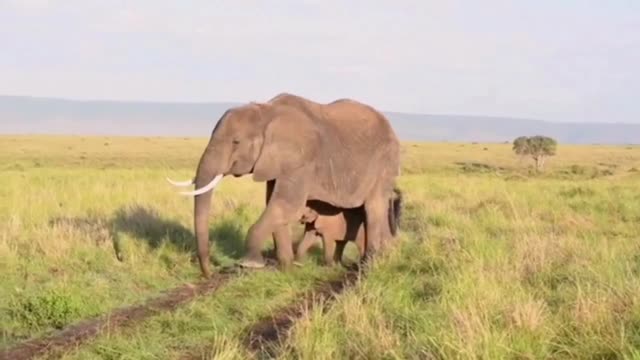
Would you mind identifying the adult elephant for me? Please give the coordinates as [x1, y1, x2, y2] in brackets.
[169, 93, 400, 278]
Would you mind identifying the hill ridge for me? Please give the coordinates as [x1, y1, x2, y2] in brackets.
[1, 95, 637, 144]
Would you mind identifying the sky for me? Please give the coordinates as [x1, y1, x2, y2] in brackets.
[0, 0, 639, 123]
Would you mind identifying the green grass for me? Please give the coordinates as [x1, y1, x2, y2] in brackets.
[1, 135, 640, 359]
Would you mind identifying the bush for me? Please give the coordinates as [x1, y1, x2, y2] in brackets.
[458, 162, 503, 174]
[556, 165, 615, 179]
[10, 290, 82, 330]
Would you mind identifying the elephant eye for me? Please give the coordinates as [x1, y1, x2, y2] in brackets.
[232, 139, 240, 145]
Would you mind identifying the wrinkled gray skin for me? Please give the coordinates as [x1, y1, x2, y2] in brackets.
[182, 93, 400, 278]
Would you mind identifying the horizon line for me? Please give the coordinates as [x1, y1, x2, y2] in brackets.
[1, 93, 637, 126]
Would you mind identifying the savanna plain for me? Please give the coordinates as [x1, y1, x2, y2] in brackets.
[1, 135, 640, 359]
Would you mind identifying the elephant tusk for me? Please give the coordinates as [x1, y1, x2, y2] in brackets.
[179, 174, 223, 196]
[166, 177, 195, 187]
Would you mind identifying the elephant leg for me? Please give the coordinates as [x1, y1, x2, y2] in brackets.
[355, 234, 366, 259]
[272, 224, 294, 268]
[241, 204, 293, 268]
[265, 180, 295, 264]
[362, 193, 388, 263]
[240, 177, 307, 269]
[295, 225, 319, 262]
[322, 236, 336, 266]
[265, 180, 279, 254]
[333, 240, 347, 264]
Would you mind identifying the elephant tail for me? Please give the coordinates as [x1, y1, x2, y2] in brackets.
[388, 186, 403, 236]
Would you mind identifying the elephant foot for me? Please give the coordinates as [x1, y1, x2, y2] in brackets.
[294, 254, 306, 264]
[199, 270, 213, 279]
[218, 266, 233, 274]
[237, 257, 267, 269]
[323, 259, 338, 267]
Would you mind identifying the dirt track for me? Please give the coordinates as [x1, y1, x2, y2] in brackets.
[177, 270, 359, 360]
[0, 272, 236, 360]
[244, 270, 359, 357]
[2, 267, 359, 360]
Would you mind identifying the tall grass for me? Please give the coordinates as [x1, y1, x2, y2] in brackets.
[0, 135, 639, 358]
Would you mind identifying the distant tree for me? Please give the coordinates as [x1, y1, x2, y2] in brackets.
[512, 135, 557, 171]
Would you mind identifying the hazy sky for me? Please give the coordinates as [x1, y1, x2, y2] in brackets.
[1, 0, 639, 123]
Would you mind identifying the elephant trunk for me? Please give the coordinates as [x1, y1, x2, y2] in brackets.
[194, 183, 214, 277]
[192, 148, 225, 278]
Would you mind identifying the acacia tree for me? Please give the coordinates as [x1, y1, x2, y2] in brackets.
[512, 135, 557, 171]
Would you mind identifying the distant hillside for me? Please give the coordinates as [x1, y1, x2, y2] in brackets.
[1, 95, 637, 144]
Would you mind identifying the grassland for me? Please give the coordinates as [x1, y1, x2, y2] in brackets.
[1, 135, 639, 359]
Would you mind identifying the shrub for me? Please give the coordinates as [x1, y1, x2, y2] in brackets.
[10, 289, 82, 330]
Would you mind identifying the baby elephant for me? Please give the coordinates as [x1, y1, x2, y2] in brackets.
[295, 204, 366, 266]
[295, 188, 403, 266]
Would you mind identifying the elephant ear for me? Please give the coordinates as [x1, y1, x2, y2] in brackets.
[252, 110, 320, 182]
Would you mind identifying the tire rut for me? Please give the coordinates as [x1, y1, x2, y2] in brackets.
[179, 270, 360, 360]
[1, 271, 238, 360]
[244, 270, 359, 355]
